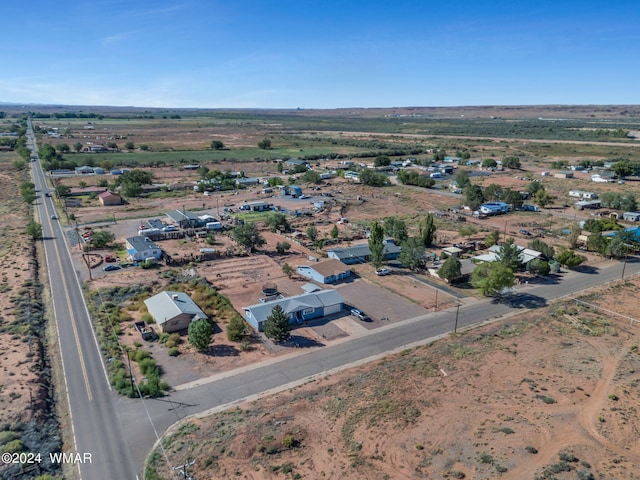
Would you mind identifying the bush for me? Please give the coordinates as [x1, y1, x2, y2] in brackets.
[138, 357, 160, 377]
[134, 349, 151, 362]
[168, 347, 179, 357]
[479, 452, 494, 464]
[559, 452, 579, 462]
[226, 315, 248, 342]
[1, 439, 25, 454]
[525, 446, 538, 454]
[141, 312, 154, 324]
[281, 435, 295, 449]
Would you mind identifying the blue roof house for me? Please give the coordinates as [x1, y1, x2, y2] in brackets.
[243, 289, 344, 332]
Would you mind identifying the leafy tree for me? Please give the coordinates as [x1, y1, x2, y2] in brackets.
[526, 181, 544, 196]
[263, 305, 291, 342]
[566, 222, 581, 249]
[587, 231, 607, 254]
[438, 255, 462, 282]
[455, 169, 471, 189]
[56, 184, 71, 196]
[258, 138, 272, 149]
[368, 221, 385, 268]
[26, 220, 43, 240]
[471, 262, 516, 297]
[211, 140, 225, 150]
[124, 141, 135, 150]
[527, 258, 550, 276]
[188, 319, 213, 352]
[534, 189, 552, 207]
[20, 181, 36, 204]
[74, 142, 83, 152]
[397, 169, 435, 188]
[398, 237, 426, 271]
[583, 218, 603, 233]
[358, 169, 389, 187]
[276, 241, 291, 254]
[282, 263, 294, 278]
[98, 179, 109, 188]
[121, 181, 143, 197]
[555, 249, 586, 268]
[306, 225, 318, 244]
[484, 230, 500, 248]
[91, 230, 115, 248]
[459, 224, 478, 239]
[612, 160, 636, 178]
[482, 158, 498, 168]
[116, 169, 153, 187]
[498, 237, 522, 271]
[502, 156, 521, 169]
[79, 181, 88, 189]
[483, 183, 504, 202]
[226, 316, 247, 342]
[606, 234, 629, 259]
[383, 217, 408, 244]
[140, 144, 150, 151]
[503, 188, 524, 207]
[265, 212, 291, 233]
[302, 170, 321, 184]
[420, 213, 437, 247]
[374, 155, 391, 167]
[330, 224, 339, 239]
[57, 143, 70, 153]
[231, 222, 265, 252]
[528, 239, 555, 259]
[12, 159, 27, 171]
[464, 184, 484, 210]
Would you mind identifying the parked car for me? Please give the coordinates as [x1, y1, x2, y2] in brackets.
[350, 308, 369, 321]
[104, 255, 116, 262]
[50, 214, 57, 220]
[519, 229, 532, 236]
[103, 265, 121, 272]
[162, 225, 178, 232]
[375, 267, 392, 276]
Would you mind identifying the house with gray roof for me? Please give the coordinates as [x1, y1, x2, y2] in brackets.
[144, 291, 208, 333]
[166, 209, 203, 228]
[327, 239, 401, 265]
[125, 236, 162, 261]
[243, 289, 344, 332]
[296, 259, 351, 284]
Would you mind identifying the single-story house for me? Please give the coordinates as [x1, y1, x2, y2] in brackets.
[243, 289, 345, 332]
[430, 258, 476, 282]
[554, 171, 574, 179]
[575, 200, 601, 210]
[442, 246, 463, 258]
[623, 212, 640, 222]
[144, 291, 208, 333]
[166, 209, 203, 228]
[285, 158, 308, 168]
[296, 259, 351, 284]
[479, 202, 510, 215]
[327, 239, 401, 265]
[98, 190, 123, 206]
[473, 245, 543, 267]
[75, 165, 95, 175]
[238, 201, 272, 212]
[236, 177, 261, 187]
[125, 236, 162, 261]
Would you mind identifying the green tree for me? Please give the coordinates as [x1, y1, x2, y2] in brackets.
[226, 316, 247, 342]
[124, 141, 135, 150]
[420, 213, 437, 247]
[383, 217, 408, 244]
[56, 184, 71, 196]
[211, 140, 225, 150]
[368, 221, 385, 268]
[464, 184, 484, 210]
[605, 234, 629, 259]
[140, 144, 150, 151]
[534, 189, 552, 207]
[502, 156, 521, 169]
[57, 143, 70, 153]
[306, 225, 318, 244]
[526, 181, 544, 196]
[263, 305, 291, 342]
[485, 230, 500, 248]
[265, 212, 291, 233]
[282, 263, 294, 278]
[438, 255, 462, 282]
[121, 181, 142, 197]
[497, 237, 522, 271]
[26, 220, 43, 240]
[231, 222, 265, 252]
[527, 258, 550, 276]
[258, 138, 272, 149]
[79, 180, 87, 189]
[482, 158, 498, 168]
[612, 160, 635, 178]
[91, 230, 115, 248]
[12, 159, 27, 171]
[528, 239, 555, 259]
[483, 184, 504, 202]
[276, 241, 291, 254]
[302, 170, 321, 184]
[358, 169, 389, 187]
[188, 319, 213, 352]
[330, 224, 339, 239]
[74, 142, 83, 152]
[566, 222, 581, 249]
[471, 262, 516, 297]
[398, 237, 426, 271]
[503, 188, 524, 207]
[455, 169, 471, 189]
[374, 155, 391, 167]
[555, 249, 586, 268]
[459, 224, 478, 239]
[20, 181, 36, 204]
[587, 231, 607, 254]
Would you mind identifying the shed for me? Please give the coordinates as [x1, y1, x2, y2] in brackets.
[623, 212, 640, 222]
[98, 191, 123, 206]
[442, 246, 463, 258]
[243, 289, 344, 331]
[144, 291, 208, 333]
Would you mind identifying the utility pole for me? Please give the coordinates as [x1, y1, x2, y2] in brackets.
[454, 303, 460, 333]
[621, 254, 628, 280]
[173, 459, 195, 480]
[126, 350, 134, 393]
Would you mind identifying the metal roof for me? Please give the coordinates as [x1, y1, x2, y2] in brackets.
[144, 291, 207, 325]
[243, 289, 344, 325]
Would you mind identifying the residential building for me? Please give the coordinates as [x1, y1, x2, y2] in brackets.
[238, 201, 273, 212]
[296, 259, 351, 284]
[243, 289, 344, 331]
[623, 212, 640, 222]
[327, 239, 401, 264]
[479, 202, 510, 215]
[125, 236, 162, 261]
[166, 209, 203, 228]
[144, 291, 207, 333]
[98, 191, 122, 206]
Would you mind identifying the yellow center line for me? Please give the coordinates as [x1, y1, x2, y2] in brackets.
[49, 220, 93, 402]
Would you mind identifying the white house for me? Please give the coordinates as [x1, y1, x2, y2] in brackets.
[296, 259, 351, 284]
[144, 291, 208, 333]
[125, 236, 162, 261]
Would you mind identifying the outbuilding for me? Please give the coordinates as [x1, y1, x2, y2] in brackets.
[623, 212, 640, 222]
[98, 190, 123, 206]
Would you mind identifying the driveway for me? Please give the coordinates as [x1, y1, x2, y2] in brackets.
[336, 278, 431, 328]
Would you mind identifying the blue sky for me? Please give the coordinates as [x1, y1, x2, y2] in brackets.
[1, 0, 639, 108]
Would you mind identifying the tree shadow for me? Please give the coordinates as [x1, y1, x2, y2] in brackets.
[206, 344, 240, 357]
[492, 293, 547, 309]
[571, 265, 599, 274]
[283, 334, 325, 349]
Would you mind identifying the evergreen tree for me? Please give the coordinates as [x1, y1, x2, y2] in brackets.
[263, 305, 291, 342]
[498, 237, 522, 271]
[420, 213, 437, 247]
[438, 256, 462, 282]
[188, 319, 213, 352]
[368, 221, 385, 268]
[226, 316, 247, 342]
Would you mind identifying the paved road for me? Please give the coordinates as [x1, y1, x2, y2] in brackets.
[118, 256, 640, 475]
[28, 120, 137, 480]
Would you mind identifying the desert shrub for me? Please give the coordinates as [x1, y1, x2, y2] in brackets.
[450, 471, 465, 479]
[577, 470, 595, 480]
[0, 431, 18, 446]
[479, 452, 494, 464]
[495, 464, 508, 473]
[525, 446, 538, 454]
[498, 427, 514, 434]
[559, 452, 579, 462]
[547, 462, 573, 474]
[281, 435, 295, 449]
[168, 347, 179, 357]
[138, 358, 160, 377]
[134, 349, 151, 362]
[158, 332, 169, 344]
[1, 439, 25, 453]
[141, 313, 154, 324]
[281, 464, 293, 474]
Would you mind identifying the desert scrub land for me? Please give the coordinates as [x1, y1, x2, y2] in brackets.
[146, 278, 640, 480]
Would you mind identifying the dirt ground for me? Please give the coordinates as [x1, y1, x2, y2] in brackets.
[149, 276, 640, 480]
